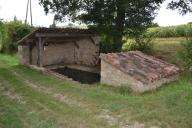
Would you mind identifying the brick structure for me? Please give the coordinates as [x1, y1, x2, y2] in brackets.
[100, 51, 180, 93]
[18, 28, 101, 72]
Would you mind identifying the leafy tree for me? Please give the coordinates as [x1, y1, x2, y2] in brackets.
[168, 0, 192, 71]
[168, 0, 192, 15]
[39, 0, 164, 52]
[0, 19, 6, 51]
[150, 22, 159, 27]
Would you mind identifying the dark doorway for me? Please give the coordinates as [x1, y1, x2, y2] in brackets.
[52, 67, 100, 84]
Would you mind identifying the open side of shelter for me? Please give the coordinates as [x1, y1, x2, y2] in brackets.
[18, 28, 101, 84]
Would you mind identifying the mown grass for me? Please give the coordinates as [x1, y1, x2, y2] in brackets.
[0, 39, 192, 128]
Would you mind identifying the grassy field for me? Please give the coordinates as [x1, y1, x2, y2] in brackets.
[153, 37, 185, 67]
[148, 24, 192, 38]
[0, 38, 192, 128]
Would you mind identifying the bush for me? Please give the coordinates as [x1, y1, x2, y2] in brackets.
[122, 33, 154, 54]
[100, 34, 127, 53]
[0, 20, 6, 51]
[0, 17, 33, 53]
[180, 39, 192, 71]
[100, 34, 115, 53]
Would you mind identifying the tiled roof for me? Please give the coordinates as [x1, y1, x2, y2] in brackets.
[18, 28, 98, 45]
[100, 51, 180, 84]
[35, 28, 98, 34]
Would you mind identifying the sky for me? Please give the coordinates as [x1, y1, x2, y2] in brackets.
[0, 0, 192, 27]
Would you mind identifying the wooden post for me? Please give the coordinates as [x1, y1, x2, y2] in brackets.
[37, 37, 44, 67]
[29, 43, 33, 64]
[39, 37, 44, 67]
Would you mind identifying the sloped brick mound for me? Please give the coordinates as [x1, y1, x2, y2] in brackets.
[100, 51, 180, 92]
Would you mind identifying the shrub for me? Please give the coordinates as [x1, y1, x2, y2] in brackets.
[179, 39, 192, 71]
[176, 25, 186, 37]
[122, 33, 154, 54]
[100, 34, 115, 53]
[0, 17, 33, 53]
[100, 34, 127, 53]
[0, 20, 6, 51]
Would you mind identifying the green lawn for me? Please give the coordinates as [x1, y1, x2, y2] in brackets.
[0, 38, 192, 128]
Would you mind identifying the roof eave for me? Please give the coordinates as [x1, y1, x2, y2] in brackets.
[17, 29, 37, 45]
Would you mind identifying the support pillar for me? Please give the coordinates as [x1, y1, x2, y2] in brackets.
[37, 37, 44, 67]
[29, 43, 33, 64]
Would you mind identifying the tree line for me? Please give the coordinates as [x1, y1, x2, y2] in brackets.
[148, 24, 192, 38]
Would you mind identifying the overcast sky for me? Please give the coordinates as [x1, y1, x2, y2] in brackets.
[0, 0, 192, 27]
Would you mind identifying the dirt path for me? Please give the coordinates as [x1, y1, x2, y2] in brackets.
[12, 70, 86, 108]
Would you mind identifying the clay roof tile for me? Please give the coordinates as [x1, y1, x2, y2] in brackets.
[100, 51, 180, 84]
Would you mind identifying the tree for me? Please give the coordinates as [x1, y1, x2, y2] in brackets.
[39, 0, 164, 52]
[150, 22, 159, 27]
[0, 19, 5, 51]
[168, 0, 192, 15]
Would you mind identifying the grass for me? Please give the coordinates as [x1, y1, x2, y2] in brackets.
[153, 37, 185, 67]
[0, 38, 192, 128]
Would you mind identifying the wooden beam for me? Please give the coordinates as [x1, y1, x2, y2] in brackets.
[45, 37, 81, 40]
[90, 36, 101, 46]
[36, 41, 40, 66]
[39, 37, 44, 67]
[45, 39, 78, 43]
[43, 37, 81, 44]
[18, 39, 35, 45]
[25, 39, 34, 43]
[45, 41, 77, 45]
[89, 36, 96, 45]
[29, 44, 33, 64]
[35, 33, 97, 38]
[36, 37, 44, 67]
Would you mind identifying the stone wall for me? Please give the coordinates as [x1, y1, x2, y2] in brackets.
[42, 42, 76, 66]
[75, 38, 100, 66]
[18, 36, 100, 67]
[100, 60, 179, 93]
[101, 60, 143, 90]
[18, 46, 29, 65]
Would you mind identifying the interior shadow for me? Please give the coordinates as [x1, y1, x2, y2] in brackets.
[52, 67, 100, 84]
